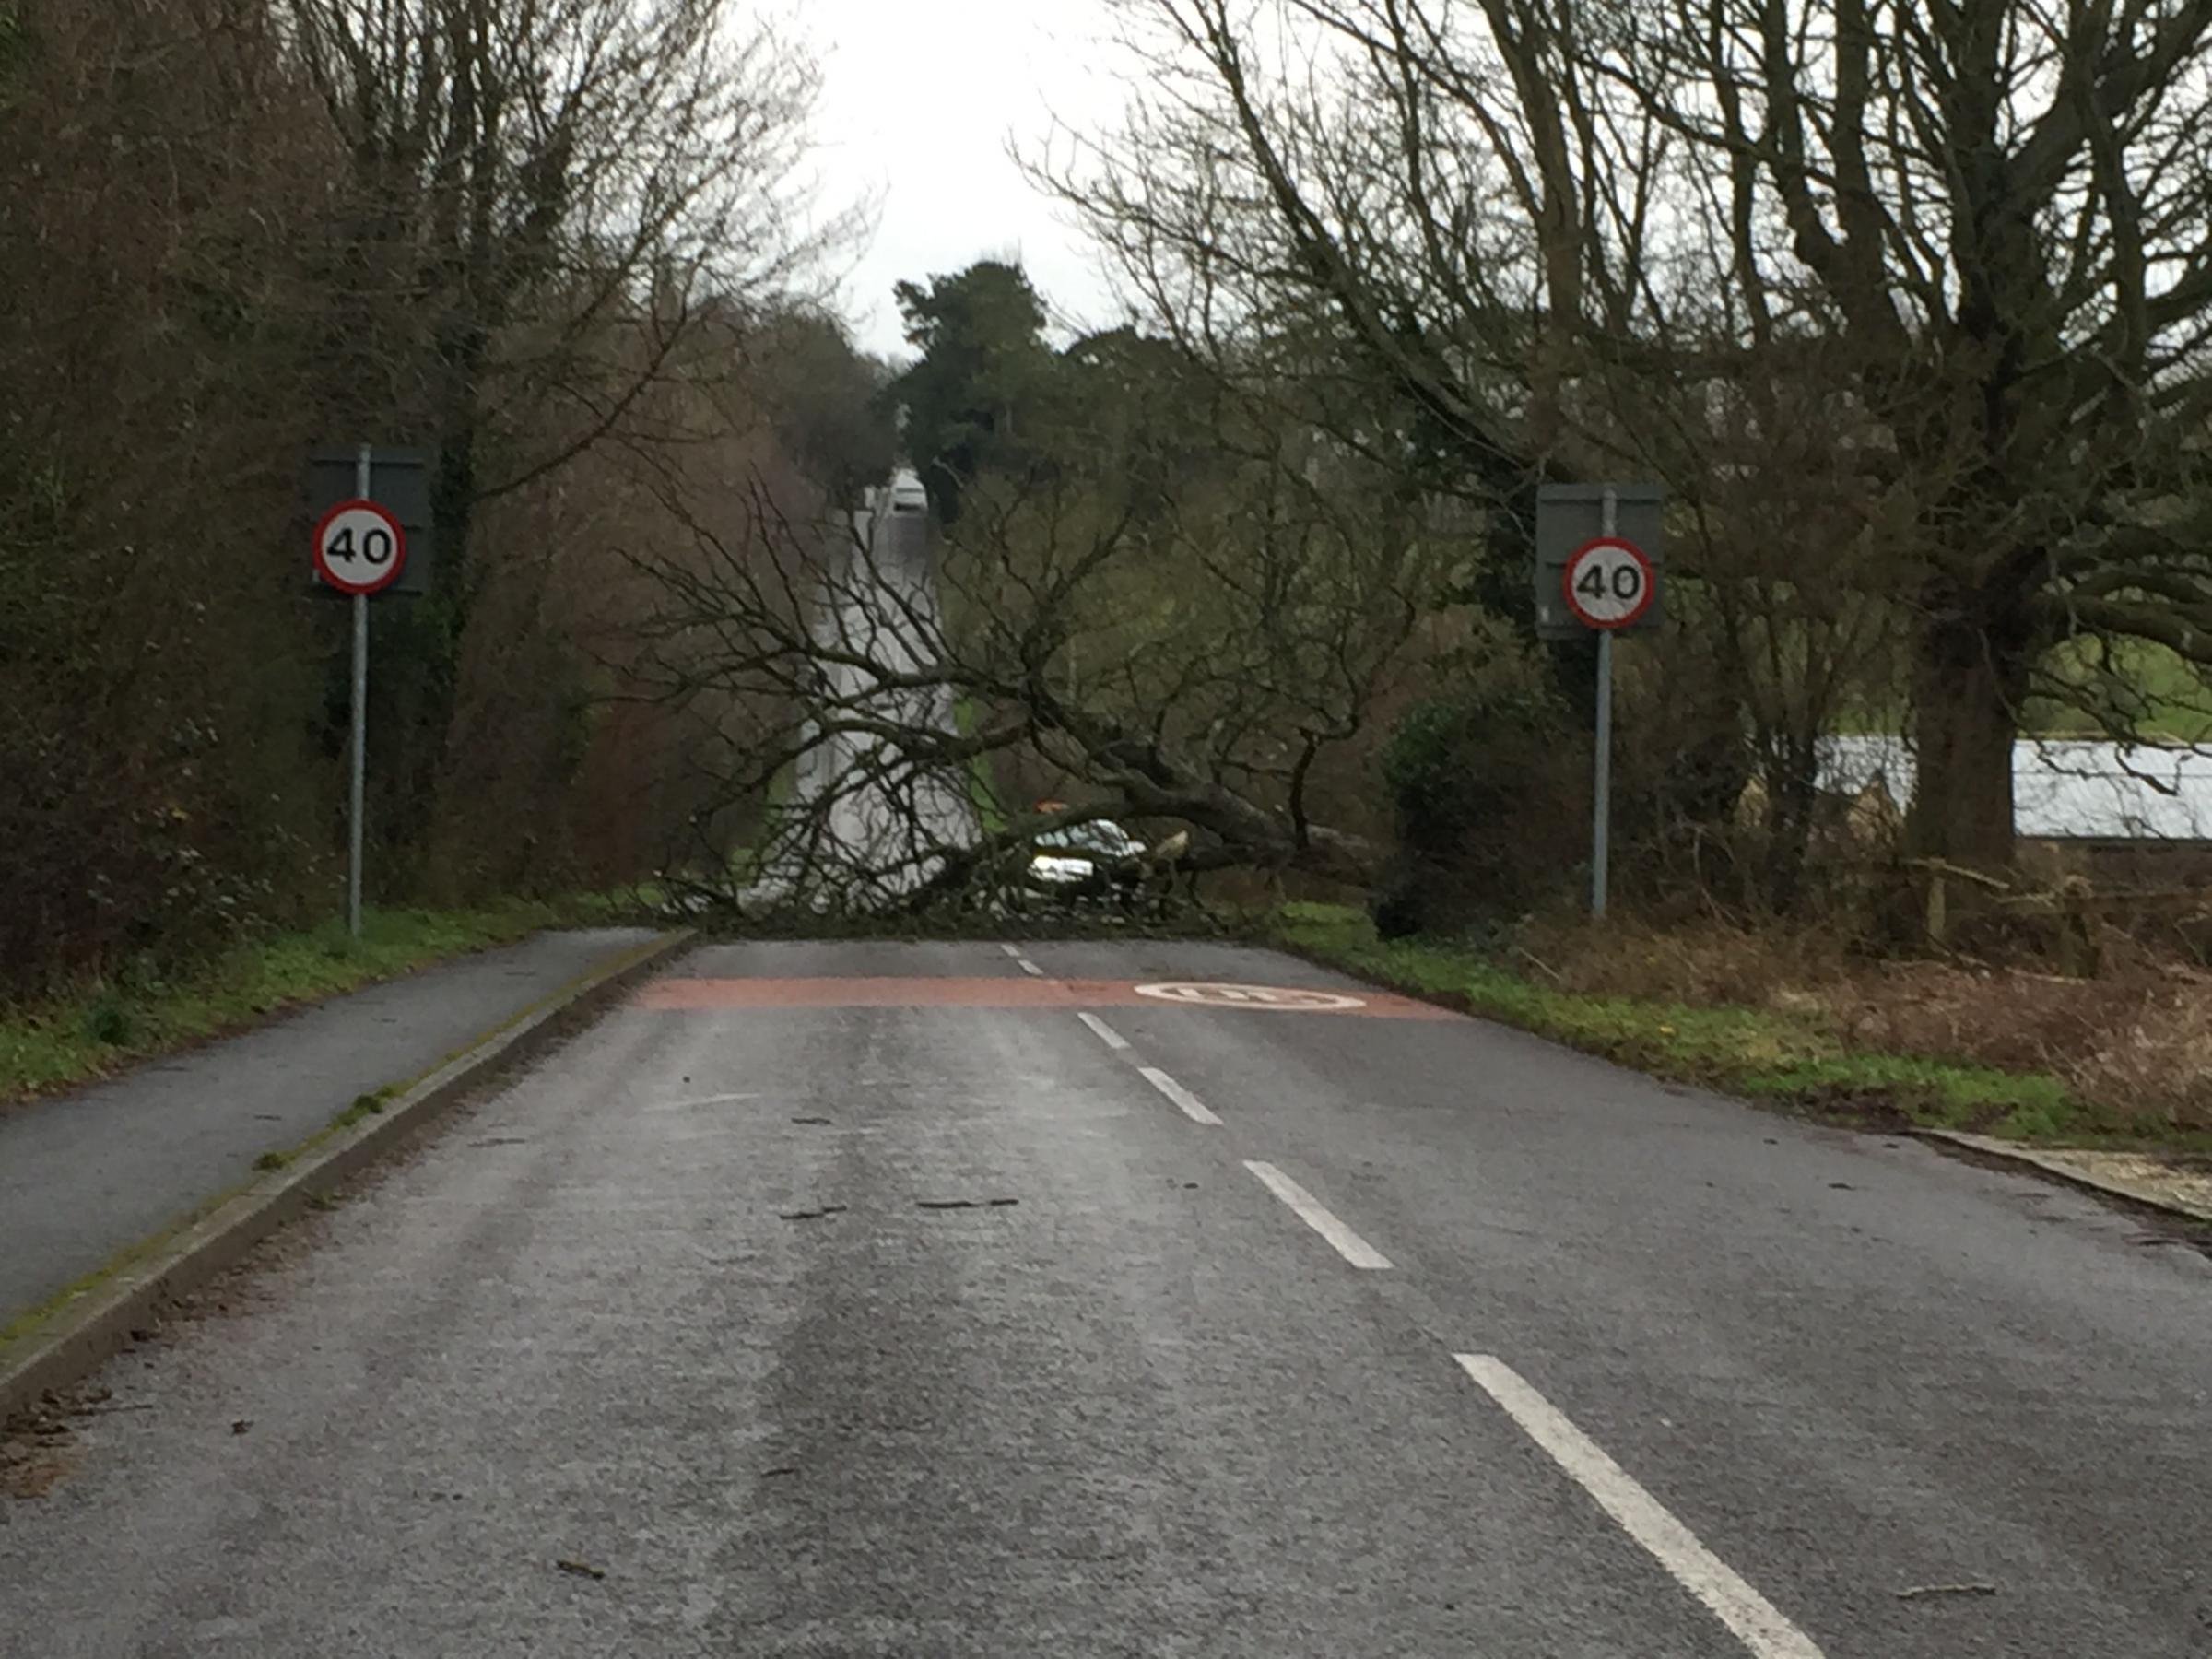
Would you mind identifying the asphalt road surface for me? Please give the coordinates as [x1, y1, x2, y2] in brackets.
[4, 940, 2206, 1657]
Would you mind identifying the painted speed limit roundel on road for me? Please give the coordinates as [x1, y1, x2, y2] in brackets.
[1134, 982, 1367, 1011]
[1561, 535, 1655, 629]
[312, 498, 408, 596]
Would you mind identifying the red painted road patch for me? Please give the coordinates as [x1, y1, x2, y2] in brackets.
[634, 976, 1453, 1019]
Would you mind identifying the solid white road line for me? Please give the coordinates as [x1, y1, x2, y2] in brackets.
[1453, 1356, 1827, 1659]
[998, 943, 1027, 959]
[1241, 1160, 1394, 1270]
[1077, 1012, 1132, 1051]
[1018, 959, 1047, 978]
[1138, 1066, 1224, 1126]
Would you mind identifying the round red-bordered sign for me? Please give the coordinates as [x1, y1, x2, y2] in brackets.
[312, 498, 407, 595]
[1560, 535, 1655, 629]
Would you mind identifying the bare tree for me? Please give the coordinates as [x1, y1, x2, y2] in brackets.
[1041, 2, 1677, 607]
[1053, 0, 2212, 876]
[0, 0, 360, 995]
[281, 0, 846, 851]
[284, 0, 836, 501]
[1609, 0, 2212, 870]
[0, 0, 850, 995]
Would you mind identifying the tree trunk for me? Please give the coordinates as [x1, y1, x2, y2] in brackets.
[1905, 610, 2027, 872]
[1764, 743, 1819, 913]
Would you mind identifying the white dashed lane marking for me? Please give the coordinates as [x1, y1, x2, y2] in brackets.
[1454, 1356, 1826, 1659]
[1077, 1013, 1131, 1051]
[1242, 1160, 1393, 1269]
[1138, 1067, 1224, 1126]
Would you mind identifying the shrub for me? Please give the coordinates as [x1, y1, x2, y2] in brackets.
[1376, 673, 1585, 934]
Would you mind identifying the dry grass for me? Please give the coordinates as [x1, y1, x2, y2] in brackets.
[1523, 915, 1856, 1006]
[1832, 959, 2212, 1135]
[1275, 903, 2077, 1136]
[1524, 914, 2212, 1137]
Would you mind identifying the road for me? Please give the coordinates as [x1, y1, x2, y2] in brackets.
[4, 940, 2207, 1657]
[782, 475, 977, 901]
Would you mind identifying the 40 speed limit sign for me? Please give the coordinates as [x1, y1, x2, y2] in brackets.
[312, 498, 407, 596]
[1560, 535, 1655, 630]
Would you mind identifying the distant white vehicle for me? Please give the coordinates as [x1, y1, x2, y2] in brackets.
[879, 471, 928, 517]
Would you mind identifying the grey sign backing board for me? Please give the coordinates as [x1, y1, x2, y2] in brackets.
[304, 448, 435, 595]
[1534, 483, 1664, 640]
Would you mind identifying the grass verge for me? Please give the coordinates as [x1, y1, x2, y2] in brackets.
[0, 902, 569, 1107]
[1267, 901, 2160, 1147]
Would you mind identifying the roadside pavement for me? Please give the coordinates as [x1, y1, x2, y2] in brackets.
[0, 928, 659, 1328]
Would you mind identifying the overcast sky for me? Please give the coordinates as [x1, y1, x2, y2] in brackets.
[797, 0, 1133, 361]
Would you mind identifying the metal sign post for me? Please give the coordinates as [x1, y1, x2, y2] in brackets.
[348, 444, 370, 939]
[1593, 489, 1616, 918]
[308, 445, 418, 940]
[1536, 482, 1663, 920]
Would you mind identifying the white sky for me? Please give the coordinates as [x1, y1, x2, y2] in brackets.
[796, 0, 1134, 361]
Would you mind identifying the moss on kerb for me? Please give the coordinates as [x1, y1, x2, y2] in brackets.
[243, 929, 679, 1179]
[0, 1181, 251, 1354]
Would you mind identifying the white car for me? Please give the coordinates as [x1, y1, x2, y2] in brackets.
[1025, 818, 1148, 900]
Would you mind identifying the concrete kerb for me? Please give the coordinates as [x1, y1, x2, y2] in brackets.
[0, 928, 694, 1424]
[1916, 1128, 2212, 1228]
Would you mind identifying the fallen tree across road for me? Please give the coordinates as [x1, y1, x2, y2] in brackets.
[614, 381, 1431, 913]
